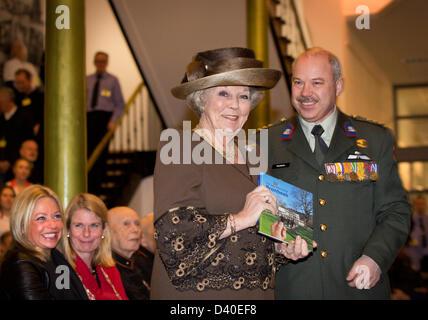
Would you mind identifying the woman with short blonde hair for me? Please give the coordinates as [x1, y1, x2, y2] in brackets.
[9, 184, 63, 262]
[0, 185, 87, 300]
[62, 193, 127, 300]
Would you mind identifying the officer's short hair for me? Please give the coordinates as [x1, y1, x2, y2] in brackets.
[293, 47, 342, 82]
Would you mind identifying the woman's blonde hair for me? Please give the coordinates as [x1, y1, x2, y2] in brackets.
[61, 193, 114, 269]
[9, 184, 64, 262]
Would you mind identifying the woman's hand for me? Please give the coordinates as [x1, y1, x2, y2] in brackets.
[275, 236, 317, 261]
[235, 186, 277, 231]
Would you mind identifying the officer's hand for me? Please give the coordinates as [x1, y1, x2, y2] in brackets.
[276, 236, 316, 261]
[346, 255, 381, 289]
[271, 221, 286, 241]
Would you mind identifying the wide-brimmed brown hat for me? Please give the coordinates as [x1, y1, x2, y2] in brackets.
[171, 47, 282, 99]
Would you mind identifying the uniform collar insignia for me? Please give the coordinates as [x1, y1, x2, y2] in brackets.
[344, 122, 358, 137]
[280, 123, 294, 140]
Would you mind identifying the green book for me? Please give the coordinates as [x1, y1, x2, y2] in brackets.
[257, 173, 314, 251]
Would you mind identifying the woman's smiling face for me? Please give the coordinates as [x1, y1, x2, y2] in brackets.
[199, 86, 251, 134]
[27, 197, 63, 250]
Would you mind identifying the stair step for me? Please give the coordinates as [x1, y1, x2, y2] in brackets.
[106, 158, 133, 165]
[101, 182, 116, 189]
[106, 170, 125, 177]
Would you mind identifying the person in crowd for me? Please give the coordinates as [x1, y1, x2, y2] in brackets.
[389, 245, 428, 300]
[152, 47, 314, 300]
[0, 185, 87, 300]
[0, 231, 12, 260]
[0, 186, 15, 236]
[14, 69, 44, 144]
[86, 51, 125, 194]
[406, 196, 428, 272]
[6, 158, 33, 195]
[266, 47, 411, 299]
[108, 206, 153, 300]
[2, 41, 40, 89]
[140, 212, 156, 254]
[0, 86, 34, 184]
[62, 193, 128, 300]
[19, 139, 43, 184]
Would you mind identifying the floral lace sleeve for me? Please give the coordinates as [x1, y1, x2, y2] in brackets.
[154, 206, 228, 291]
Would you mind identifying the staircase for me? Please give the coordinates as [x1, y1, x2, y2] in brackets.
[267, 0, 309, 88]
[96, 151, 156, 209]
[87, 82, 162, 208]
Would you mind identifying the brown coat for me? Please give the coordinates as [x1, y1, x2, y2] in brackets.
[151, 130, 278, 300]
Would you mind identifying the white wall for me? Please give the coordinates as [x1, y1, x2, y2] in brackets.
[85, 0, 142, 102]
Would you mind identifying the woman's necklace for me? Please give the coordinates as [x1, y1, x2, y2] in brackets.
[78, 267, 123, 300]
[100, 267, 123, 300]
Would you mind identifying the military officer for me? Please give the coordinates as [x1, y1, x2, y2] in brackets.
[268, 47, 411, 299]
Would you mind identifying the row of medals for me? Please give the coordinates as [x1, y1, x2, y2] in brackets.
[325, 168, 378, 183]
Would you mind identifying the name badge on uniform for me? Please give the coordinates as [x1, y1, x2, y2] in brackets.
[101, 89, 111, 97]
[324, 161, 378, 182]
[272, 163, 290, 169]
[280, 124, 294, 140]
[22, 98, 31, 107]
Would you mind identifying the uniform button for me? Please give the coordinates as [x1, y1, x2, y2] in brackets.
[318, 174, 325, 181]
[320, 224, 327, 232]
[319, 198, 326, 206]
[321, 250, 328, 258]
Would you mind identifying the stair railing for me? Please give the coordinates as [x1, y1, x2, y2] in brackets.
[267, 0, 309, 87]
[87, 82, 144, 172]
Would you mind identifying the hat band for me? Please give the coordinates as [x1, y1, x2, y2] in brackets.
[184, 57, 263, 83]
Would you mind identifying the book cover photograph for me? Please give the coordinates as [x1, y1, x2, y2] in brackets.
[257, 173, 314, 251]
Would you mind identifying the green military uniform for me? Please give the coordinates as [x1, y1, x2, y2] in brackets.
[267, 109, 411, 299]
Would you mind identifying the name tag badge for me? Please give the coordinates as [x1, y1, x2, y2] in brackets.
[272, 163, 290, 169]
[101, 89, 111, 97]
[22, 98, 31, 107]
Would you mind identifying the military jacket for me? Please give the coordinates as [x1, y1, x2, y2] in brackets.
[267, 110, 411, 299]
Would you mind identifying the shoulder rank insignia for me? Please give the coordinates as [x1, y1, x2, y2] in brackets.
[351, 115, 385, 128]
[280, 123, 294, 140]
[344, 122, 358, 137]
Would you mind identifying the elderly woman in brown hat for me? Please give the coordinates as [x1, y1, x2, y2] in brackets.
[152, 47, 312, 299]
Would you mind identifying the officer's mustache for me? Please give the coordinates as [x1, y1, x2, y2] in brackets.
[296, 96, 319, 104]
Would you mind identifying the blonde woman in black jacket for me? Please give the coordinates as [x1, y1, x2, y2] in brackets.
[0, 185, 87, 300]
